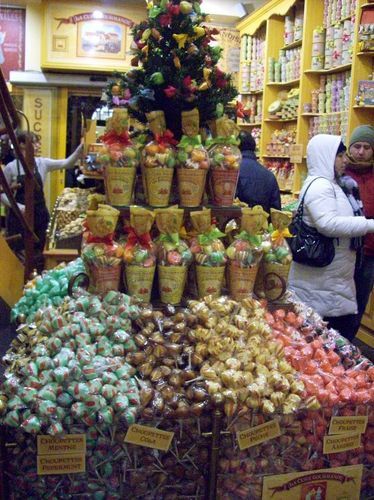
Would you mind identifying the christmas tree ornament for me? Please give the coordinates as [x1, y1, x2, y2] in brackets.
[173, 55, 181, 69]
[141, 28, 152, 41]
[173, 33, 189, 49]
[179, 1, 193, 14]
[150, 72, 164, 85]
[151, 28, 161, 41]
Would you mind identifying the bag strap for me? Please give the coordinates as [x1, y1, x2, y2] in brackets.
[297, 176, 329, 217]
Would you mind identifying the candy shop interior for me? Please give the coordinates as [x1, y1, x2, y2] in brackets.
[0, 0, 373, 498]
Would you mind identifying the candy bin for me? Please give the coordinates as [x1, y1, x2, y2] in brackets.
[123, 207, 156, 302]
[142, 110, 177, 207]
[81, 204, 122, 295]
[189, 208, 227, 298]
[99, 108, 140, 207]
[177, 108, 209, 207]
[262, 209, 293, 302]
[154, 207, 192, 304]
[226, 206, 267, 300]
[208, 117, 241, 206]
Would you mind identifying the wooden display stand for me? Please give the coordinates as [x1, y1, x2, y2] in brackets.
[237, 0, 374, 345]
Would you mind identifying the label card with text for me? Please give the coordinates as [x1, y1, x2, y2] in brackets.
[37, 454, 85, 475]
[323, 432, 361, 454]
[37, 434, 86, 455]
[290, 144, 303, 164]
[237, 420, 281, 451]
[124, 424, 174, 451]
[329, 416, 368, 435]
[262, 464, 363, 500]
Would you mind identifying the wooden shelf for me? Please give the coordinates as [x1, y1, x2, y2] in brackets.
[280, 39, 302, 50]
[302, 110, 347, 116]
[238, 122, 262, 127]
[361, 2, 374, 8]
[357, 51, 374, 57]
[262, 154, 291, 158]
[304, 63, 352, 75]
[353, 105, 374, 109]
[265, 117, 297, 122]
[267, 78, 300, 87]
[240, 90, 263, 95]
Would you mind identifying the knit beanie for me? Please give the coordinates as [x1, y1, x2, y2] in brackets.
[349, 125, 374, 149]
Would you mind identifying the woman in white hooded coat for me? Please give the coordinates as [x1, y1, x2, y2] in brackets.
[288, 134, 374, 340]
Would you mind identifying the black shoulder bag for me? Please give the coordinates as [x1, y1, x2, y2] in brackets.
[287, 177, 335, 267]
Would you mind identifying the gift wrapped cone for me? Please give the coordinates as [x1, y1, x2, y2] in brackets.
[228, 261, 259, 300]
[210, 169, 239, 206]
[125, 265, 155, 303]
[263, 261, 290, 301]
[177, 168, 207, 207]
[86, 262, 122, 295]
[196, 264, 225, 298]
[104, 165, 136, 207]
[144, 167, 174, 207]
[158, 265, 187, 304]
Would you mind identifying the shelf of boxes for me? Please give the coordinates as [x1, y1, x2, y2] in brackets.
[236, 0, 369, 196]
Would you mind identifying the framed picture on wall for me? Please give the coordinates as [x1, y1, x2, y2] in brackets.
[77, 21, 125, 59]
[41, 2, 145, 73]
[0, 7, 25, 81]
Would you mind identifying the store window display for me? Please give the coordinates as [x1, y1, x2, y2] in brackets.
[1, 132, 83, 271]
[288, 134, 374, 341]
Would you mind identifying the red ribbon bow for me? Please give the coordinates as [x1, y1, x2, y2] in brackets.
[155, 129, 178, 146]
[124, 226, 153, 251]
[99, 130, 132, 146]
[86, 232, 115, 245]
[83, 221, 115, 245]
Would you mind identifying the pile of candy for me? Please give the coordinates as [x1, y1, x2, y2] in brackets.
[11, 259, 85, 323]
[2, 291, 140, 435]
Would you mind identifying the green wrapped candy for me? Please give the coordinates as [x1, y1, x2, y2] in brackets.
[21, 415, 41, 434]
[3, 410, 20, 427]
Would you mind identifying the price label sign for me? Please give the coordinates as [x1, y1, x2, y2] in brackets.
[329, 416, 368, 435]
[237, 420, 281, 451]
[124, 424, 174, 451]
[37, 434, 86, 476]
[323, 432, 361, 454]
[290, 144, 303, 163]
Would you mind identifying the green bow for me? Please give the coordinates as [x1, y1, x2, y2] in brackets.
[158, 232, 180, 249]
[149, 6, 162, 18]
[235, 231, 263, 246]
[198, 227, 225, 245]
[178, 135, 202, 149]
[206, 136, 240, 147]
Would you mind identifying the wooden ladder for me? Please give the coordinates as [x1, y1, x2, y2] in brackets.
[0, 67, 39, 281]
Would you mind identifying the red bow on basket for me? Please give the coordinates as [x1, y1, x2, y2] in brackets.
[155, 129, 178, 147]
[83, 221, 115, 245]
[124, 226, 153, 251]
[86, 233, 115, 245]
[99, 130, 132, 146]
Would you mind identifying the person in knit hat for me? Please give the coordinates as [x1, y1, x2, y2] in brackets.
[345, 124, 374, 338]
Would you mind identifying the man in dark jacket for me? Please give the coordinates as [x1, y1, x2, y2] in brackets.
[236, 131, 281, 214]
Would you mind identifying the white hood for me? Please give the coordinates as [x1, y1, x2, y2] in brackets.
[306, 134, 342, 180]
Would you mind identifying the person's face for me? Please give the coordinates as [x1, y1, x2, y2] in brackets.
[334, 151, 347, 177]
[349, 142, 373, 163]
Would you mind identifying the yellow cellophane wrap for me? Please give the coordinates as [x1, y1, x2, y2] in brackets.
[130, 206, 155, 235]
[155, 207, 184, 234]
[190, 208, 212, 233]
[85, 204, 120, 237]
[241, 206, 269, 234]
[146, 110, 167, 136]
[181, 108, 200, 137]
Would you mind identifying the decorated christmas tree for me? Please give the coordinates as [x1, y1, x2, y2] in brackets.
[106, 0, 238, 139]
